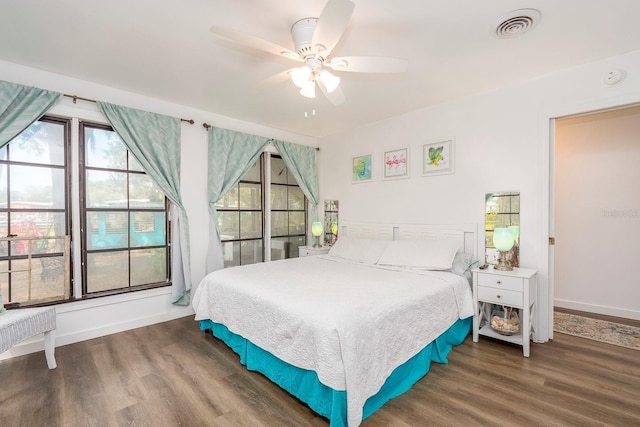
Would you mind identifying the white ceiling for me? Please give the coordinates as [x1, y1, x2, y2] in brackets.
[2, 0, 640, 138]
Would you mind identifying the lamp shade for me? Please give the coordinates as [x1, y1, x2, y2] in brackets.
[311, 222, 323, 237]
[299, 81, 316, 98]
[291, 65, 312, 88]
[331, 222, 338, 235]
[320, 70, 340, 93]
[493, 228, 515, 251]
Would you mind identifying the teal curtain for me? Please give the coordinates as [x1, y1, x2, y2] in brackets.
[207, 127, 269, 272]
[272, 140, 320, 220]
[0, 80, 61, 147]
[97, 101, 192, 306]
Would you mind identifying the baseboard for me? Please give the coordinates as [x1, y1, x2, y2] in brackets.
[554, 299, 640, 321]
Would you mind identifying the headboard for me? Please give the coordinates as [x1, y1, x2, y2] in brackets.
[340, 222, 477, 258]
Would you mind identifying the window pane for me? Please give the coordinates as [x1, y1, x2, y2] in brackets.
[131, 248, 166, 286]
[222, 241, 240, 268]
[240, 212, 262, 239]
[271, 157, 287, 184]
[130, 212, 166, 247]
[216, 185, 239, 209]
[288, 187, 304, 210]
[239, 183, 261, 210]
[129, 174, 165, 208]
[218, 211, 239, 240]
[5, 258, 66, 305]
[86, 170, 128, 208]
[85, 127, 127, 170]
[9, 121, 65, 166]
[9, 165, 65, 209]
[271, 237, 289, 261]
[289, 211, 305, 235]
[289, 236, 305, 258]
[0, 164, 6, 207]
[243, 160, 261, 182]
[0, 261, 7, 303]
[271, 211, 287, 236]
[8, 212, 66, 253]
[86, 211, 129, 250]
[240, 240, 262, 265]
[270, 184, 287, 210]
[86, 251, 129, 293]
[0, 213, 6, 256]
[129, 153, 144, 172]
[5, 265, 28, 303]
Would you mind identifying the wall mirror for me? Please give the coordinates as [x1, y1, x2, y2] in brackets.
[324, 200, 339, 245]
[485, 192, 520, 266]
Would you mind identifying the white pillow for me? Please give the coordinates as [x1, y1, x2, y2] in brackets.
[376, 239, 460, 270]
[327, 236, 390, 264]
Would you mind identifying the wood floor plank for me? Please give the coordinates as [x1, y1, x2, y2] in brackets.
[1, 315, 638, 426]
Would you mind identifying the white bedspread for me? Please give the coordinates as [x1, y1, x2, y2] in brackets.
[192, 256, 473, 427]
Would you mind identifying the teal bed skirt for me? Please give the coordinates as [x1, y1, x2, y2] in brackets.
[199, 317, 471, 426]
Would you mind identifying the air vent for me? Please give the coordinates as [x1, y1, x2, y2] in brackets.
[495, 9, 541, 38]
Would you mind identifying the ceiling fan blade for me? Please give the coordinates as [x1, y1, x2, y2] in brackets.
[256, 69, 294, 89]
[317, 80, 346, 106]
[311, 0, 355, 57]
[327, 56, 409, 73]
[210, 25, 303, 62]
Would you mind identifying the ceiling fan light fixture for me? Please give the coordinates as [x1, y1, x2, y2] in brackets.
[320, 69, 340, 93]
[291, 65, 313, 88]
[299, 81, 316, 98]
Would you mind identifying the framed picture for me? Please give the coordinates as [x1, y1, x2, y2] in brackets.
[422, 139, 455, 176]
[383, 147, 409, 180]
[352, 153, 373, 183]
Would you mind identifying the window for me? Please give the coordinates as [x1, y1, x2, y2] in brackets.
[81, 123, 170, 296]
[216, 158, 263, 267]
[270, 156, 306, 260]
[216, 153, 307, 267]
[0, 117, 71, 306]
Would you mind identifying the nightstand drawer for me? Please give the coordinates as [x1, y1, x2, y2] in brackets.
[477, 286, 523, 307]
[299, 248, 312, 257]
[298, 246, 331, 257]
[477, 274, 523, 292]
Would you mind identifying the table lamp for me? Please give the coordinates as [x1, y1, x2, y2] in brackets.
[311, 222, 323, 248]
[493, 227, 515, 271]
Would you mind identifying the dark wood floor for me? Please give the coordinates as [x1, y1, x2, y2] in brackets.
[1, 313, 638, 427]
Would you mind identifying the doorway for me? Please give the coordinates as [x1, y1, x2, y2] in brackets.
[553, 105, 640, 321]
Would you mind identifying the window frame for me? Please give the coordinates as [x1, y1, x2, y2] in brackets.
[216, 152, 308, 267]
[79, 121, 171, 298]
[216, 155, 265, 267]
[0, 116, 73, 307]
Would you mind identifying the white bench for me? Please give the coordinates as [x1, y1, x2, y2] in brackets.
[0, 306, 57, 369]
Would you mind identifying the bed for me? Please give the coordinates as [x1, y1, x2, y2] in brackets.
[192, 223, 478, 426]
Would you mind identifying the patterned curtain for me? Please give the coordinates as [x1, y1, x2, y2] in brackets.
[0, 80, 61, 147]
[272, 140, 320, 220]
[97, 101, 192, 306]
[207, 127, 269, 273]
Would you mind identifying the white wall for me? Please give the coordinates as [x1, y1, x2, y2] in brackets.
[555, 106, 640, 320]
[318, 49, 640, 339]
[0, 60, 316, 361]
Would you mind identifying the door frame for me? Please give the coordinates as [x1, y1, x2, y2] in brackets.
[539, 92, 640, 341]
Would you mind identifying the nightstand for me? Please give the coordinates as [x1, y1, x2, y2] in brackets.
[298, 245, 331, 257]
[472, 266, 537, 357]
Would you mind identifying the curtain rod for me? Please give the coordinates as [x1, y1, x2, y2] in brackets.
[63, 94, 195, 124]
[202, 122, 319, 151]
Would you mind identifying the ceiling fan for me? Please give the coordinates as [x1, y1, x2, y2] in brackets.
[210, 0, 408, 105]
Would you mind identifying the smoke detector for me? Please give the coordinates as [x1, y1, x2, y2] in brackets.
[494, 9, 541, 38]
